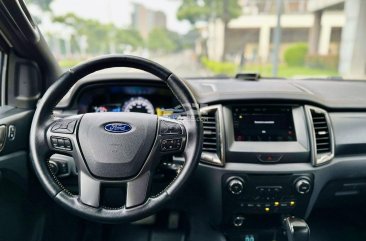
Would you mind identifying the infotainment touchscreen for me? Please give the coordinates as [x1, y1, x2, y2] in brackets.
[232, 106, 296, 142]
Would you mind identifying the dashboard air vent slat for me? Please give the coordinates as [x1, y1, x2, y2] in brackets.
[307, 106, 334, 166]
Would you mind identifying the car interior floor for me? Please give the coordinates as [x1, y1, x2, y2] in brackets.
[20, 204, 364, 241]
[308, 208, 366, 241]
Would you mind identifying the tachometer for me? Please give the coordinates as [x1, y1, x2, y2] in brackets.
[122, 97, 155, 114]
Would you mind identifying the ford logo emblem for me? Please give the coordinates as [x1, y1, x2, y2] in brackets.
[104, 123, 132, 133]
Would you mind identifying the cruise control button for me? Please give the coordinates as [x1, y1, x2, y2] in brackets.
[160, 121, 183, 135]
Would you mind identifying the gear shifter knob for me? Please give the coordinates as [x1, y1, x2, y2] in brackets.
[283, 216, 310, 241]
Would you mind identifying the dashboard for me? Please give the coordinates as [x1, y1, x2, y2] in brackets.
[54, 73, 366, 232]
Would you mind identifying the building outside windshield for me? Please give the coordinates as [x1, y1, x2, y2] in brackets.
[27, 0, 366, 79]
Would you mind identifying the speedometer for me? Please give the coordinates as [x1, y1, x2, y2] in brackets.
[122, 97, 155, 114]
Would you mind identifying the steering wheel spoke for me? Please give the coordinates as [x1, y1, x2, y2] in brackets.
[79, 171, 101, 207]
[126, 171, 152, 208]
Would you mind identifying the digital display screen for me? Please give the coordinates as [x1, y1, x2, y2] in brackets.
[233, 106, 296, 142]
[77, 85, 182, 117]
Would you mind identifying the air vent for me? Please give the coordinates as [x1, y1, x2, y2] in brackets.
[306, 106, 334, 166]
[200, 105, 224, 166]
[235, 73, 260, 81]
[202, 111, 217, 153]
[311, 110, 331, 153]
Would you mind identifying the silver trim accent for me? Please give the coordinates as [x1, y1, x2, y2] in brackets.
[200, 105, 225, 166]
[1, 54, 8, 106]
[305, 105, 335, 166]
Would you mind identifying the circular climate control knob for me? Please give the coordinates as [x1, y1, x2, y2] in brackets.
[295, 178, 311, 194]
[228, 177, 245, 195]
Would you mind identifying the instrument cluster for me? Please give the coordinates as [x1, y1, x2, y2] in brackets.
[77, 84, 182, 118]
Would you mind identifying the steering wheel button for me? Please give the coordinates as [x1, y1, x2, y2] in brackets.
[172, 124, 183, 134]
[64, 139, 72, 150]
[51, 120, 77, 134]
[51, 137, 58, 147]
[67, 120, 77, 133]
[60, 122, 69, 129]
[57, 139, 65, 148]
[160, 138, 182, 152]
[160, 121, 183, 135]
[51, 123, 62, 131]
[173, 138, 182, 149]
[167, 139, 174, 149]
[159, 121, 169, 134]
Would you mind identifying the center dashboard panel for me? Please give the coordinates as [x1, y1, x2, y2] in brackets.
[200, 103, 318, 230]
[224, 105, 310, 164]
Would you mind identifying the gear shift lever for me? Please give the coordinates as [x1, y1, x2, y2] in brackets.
[283, 216, 310, 241]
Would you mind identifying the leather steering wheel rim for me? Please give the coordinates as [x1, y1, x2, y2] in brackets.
[29, 55, 202, 223]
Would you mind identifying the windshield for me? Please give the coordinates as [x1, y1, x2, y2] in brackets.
[26, 0, 365, 79]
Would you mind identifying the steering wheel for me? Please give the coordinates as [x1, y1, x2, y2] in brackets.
[29, 55, 202, 223]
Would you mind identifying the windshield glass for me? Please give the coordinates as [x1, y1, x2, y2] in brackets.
[26, 0, 365, 79]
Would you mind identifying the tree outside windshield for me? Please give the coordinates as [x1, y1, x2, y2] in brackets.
[27, 0, 366, 79]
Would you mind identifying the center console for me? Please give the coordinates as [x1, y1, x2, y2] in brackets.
[200, 104, 326, 240]
[222, 173, 313, 226]
[222, 104, 312, 220]
[216, 105, 313, 240]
